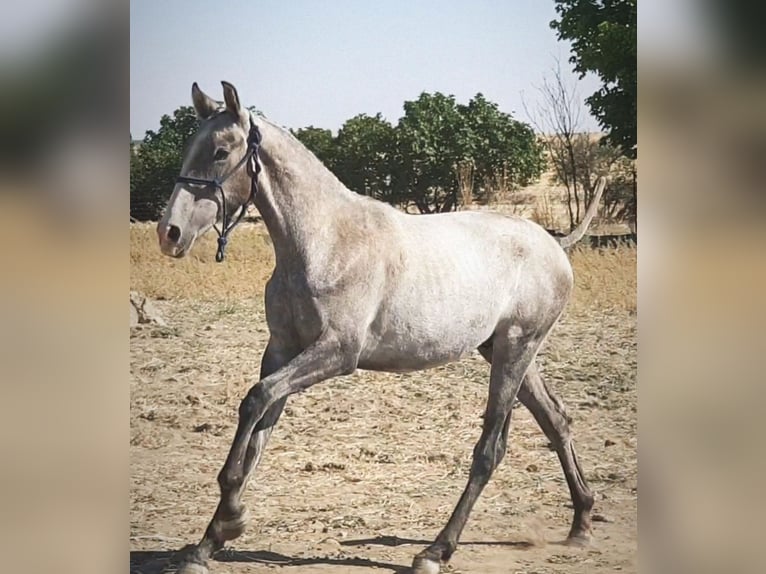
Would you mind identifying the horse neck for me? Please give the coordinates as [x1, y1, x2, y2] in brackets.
[252, 120, 353, 265]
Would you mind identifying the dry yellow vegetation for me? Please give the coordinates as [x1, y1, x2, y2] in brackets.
[130, 221, 635, 316]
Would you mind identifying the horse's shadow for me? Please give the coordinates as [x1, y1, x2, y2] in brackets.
[129, 545, 410, 574]
[130, 536, 537, 573]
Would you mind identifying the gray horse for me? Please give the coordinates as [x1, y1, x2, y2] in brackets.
[157, 81, 603, 574]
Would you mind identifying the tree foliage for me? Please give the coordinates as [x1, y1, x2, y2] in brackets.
[296, 92, 544, 214]
[132, 95, 545, 218]
[459, 94, 545, 204]
[335, 114, 397, 202]
[290, 126, 336, 171]
[551, 0, 636, 157]
[600, 154, 636, 229]
[394, 92, 468, 213]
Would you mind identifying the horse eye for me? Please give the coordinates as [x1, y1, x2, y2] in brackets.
[214, 148, 230, 161]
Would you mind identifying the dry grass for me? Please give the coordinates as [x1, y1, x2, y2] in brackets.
[130, 301, 636, 574]
[569, 244, 636, 315]
[529, 189, 558, 230]
[130, 222, 636, 316]
[130, 222, 275, 301]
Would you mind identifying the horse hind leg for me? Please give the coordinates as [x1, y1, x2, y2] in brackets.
[412, 327, 543, 574]
[480, 343, 595, 544]
[517, 363, 594, 543]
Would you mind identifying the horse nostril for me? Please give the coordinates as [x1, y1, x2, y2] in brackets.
[167, 225, 181, 243]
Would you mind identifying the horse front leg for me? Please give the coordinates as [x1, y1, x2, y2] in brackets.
[177, 334, 359, 574]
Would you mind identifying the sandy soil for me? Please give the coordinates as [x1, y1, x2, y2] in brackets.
[130, 299, 636, 574]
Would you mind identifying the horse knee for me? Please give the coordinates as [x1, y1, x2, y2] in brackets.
[217, 467, 243, 492]
[542, 418, 571, 451]
[239, 386, 269, 420]
[471, 443, 501, 482]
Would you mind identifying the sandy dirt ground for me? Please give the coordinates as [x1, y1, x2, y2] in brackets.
[130, 297, 636, 574]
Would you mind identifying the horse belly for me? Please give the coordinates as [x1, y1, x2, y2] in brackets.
[358, 294, 499, 372]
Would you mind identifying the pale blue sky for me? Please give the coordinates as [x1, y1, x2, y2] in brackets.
[130, 0, 602, 138]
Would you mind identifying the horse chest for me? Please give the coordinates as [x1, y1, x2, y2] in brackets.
[264, 274, 324, 347]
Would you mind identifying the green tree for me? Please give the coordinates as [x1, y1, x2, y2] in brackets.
[393, 92, 545, 213]
[290, 94, 544, 214]
[334, 113, 397, 201]
[292, 126, 337, 170]
[459, 93, 545, 204]
[394, 92, 468, 213]
[130, 106, 199, 220]
[551, 0, 636, 158]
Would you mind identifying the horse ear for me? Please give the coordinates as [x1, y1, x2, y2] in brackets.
[221, 81, 241, 117]
[191, 82, 219, 119]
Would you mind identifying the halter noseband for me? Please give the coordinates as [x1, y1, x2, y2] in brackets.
[175, 113, 263, 262]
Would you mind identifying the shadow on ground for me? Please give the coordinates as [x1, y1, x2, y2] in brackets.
[341, 534, 537, 549]
[130, 535, 538, 573]
[129, 547, 410, 574]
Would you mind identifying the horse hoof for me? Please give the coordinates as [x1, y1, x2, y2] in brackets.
[176, 562, 209, 574]
[564, 531, 591, 547]
[411, 556, 441, 574]
[218, 507, 251, 541]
